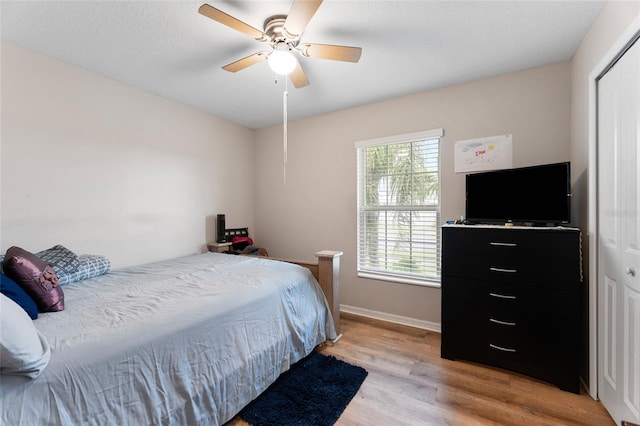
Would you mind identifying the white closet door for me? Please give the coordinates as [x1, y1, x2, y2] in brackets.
[598, 36, 640, 426]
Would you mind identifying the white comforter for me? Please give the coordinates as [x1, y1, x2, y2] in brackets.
[0, 252, 336, 425]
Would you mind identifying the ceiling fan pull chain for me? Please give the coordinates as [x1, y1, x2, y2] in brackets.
[283, 78, 289, 184]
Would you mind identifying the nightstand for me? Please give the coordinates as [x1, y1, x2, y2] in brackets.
[207, 242, 232, 253]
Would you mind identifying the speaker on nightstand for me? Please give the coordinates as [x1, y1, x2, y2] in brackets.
[216, 214, 226, 243]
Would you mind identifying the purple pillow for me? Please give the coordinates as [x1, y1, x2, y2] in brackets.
[3, 247, 64, 312]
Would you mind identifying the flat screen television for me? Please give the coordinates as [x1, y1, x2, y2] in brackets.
[465, 162, 571, 226]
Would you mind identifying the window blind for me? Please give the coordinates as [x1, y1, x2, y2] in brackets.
[356, 129, 442, 286]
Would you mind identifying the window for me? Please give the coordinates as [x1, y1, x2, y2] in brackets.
[356, 129, 443, 287]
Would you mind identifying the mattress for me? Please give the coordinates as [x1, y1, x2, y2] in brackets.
[0, 252, 336, 425]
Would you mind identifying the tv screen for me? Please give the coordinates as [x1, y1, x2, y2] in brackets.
[465, 162, 571, 225]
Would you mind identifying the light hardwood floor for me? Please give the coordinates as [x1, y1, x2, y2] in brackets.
[319, 313, 614, 426]
[229, 313, 614, 425]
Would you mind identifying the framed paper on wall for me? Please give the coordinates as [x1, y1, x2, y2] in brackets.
[454, 134, 513, 173]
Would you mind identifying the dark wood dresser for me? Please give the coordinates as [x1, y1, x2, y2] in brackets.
[441, 224, 582, 393]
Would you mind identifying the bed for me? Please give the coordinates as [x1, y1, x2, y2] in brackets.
[0, 250, 341, 425]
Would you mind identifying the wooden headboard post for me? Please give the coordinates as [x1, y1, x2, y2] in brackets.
[315, 250, 343, 340]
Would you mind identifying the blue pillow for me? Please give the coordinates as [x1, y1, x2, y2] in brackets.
[0, 273, 38, 320]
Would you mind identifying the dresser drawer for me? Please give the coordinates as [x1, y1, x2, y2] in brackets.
[443, 313, 579, 344]
[442, 323, 577, 366]
[443, 253, 582, 288]
[443, 277, 580, 317]
[443, 277, 579, 325]
[441, 323, 580, 393]
[442, 226, 581, 261]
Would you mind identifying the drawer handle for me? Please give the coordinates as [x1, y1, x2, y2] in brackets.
[490, 318, 517, 326]
[489, 344, 517, 353]
[489, 292, 516, 300]
[490, 267, 517, 273]
[490, 242, 517, 247]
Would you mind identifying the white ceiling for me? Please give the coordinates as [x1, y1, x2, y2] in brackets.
[1, 0, 605, 129]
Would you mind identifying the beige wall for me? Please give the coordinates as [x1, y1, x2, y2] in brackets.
[254, 62, 572, 327]
[571, 0, 639, 231]
[0, 42, 255, 268]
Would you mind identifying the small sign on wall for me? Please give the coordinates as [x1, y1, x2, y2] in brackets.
[454, 134, 513, 173]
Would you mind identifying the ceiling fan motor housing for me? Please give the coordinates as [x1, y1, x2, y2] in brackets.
[264, 16, 300, 50]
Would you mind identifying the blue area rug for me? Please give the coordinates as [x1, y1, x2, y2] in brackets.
[239, 351, 368, 426]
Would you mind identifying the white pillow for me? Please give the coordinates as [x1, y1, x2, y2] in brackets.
[0, 293, 51, 378]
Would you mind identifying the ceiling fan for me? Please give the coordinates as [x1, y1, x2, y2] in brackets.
[198, 0, 362, 88]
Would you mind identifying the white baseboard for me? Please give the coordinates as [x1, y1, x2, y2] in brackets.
[340, 304, 441, 333]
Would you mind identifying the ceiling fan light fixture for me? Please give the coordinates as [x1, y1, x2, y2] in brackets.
[268, 47, 297, 75]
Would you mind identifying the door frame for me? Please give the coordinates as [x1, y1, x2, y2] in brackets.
[588, 15, 640, 400]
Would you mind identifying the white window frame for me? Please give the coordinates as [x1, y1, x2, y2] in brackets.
[355, 128, 443, 288]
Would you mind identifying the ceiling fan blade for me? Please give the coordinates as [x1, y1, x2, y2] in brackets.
[289, 61, 309, 88]
[199, 4, 268, 41]
[300, 43, 362, 63]
[222, 52, 269, 73]
[283, 0, 323, 39]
